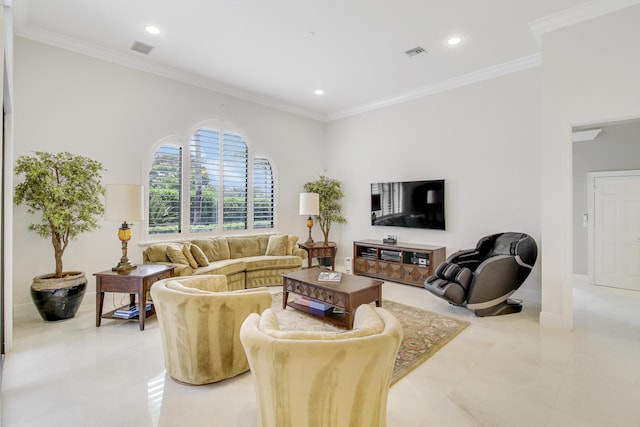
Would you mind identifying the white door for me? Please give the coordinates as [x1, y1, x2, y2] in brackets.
[593, 174, 640, 290]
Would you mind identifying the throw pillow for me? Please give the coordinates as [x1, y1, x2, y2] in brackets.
[144, 245, 171, 262]
[265, 234, 288, 256]
[166, 243, 190, 265]
[228, 237, 260, 258]
[256, 234, 271, 255]
[286, 235, 299, 255]
[190, 243, 209, 267]
[181, 243, 198, 269]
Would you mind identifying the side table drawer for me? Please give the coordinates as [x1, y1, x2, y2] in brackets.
[313, 247, 335, 257]
[283, 278, 346, 309]
[146, 270, 174, 285]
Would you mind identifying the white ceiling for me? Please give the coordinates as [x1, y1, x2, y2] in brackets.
[11, 0, 634, 121]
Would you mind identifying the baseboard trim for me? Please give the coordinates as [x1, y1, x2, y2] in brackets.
[573, 274, 589, 285]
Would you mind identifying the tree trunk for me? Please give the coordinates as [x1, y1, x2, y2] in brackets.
[54, 250, 64, 278]
[51, 233, 64, 278]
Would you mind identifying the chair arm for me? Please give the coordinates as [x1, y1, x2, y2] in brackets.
[292, 246, 308, 259]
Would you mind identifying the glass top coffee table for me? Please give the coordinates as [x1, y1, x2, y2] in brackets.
[282, 267, 383, 329]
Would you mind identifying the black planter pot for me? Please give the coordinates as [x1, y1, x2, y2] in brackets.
[30, 272, 87, 321]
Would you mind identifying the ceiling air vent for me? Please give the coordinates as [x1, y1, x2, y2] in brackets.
[405, 46, 427, 57]
[131, 41, 154, 55]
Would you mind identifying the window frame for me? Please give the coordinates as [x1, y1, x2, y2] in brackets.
[142, 122, 277, 242]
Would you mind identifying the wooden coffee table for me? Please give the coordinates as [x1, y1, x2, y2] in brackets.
[282, 267, 383, 329]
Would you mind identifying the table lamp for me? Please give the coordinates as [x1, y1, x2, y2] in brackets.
[299, 192, 319, 246]
[105, 184, 144, 272]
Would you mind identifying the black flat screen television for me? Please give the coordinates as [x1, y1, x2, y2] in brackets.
[371, 179, 445, 230]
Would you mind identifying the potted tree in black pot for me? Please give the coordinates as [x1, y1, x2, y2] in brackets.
[14, 151, 105, 321]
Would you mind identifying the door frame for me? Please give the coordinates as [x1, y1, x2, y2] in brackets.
[587, 169, 640, 286]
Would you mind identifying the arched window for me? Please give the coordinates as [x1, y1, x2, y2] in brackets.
[147, 126, 274, 236]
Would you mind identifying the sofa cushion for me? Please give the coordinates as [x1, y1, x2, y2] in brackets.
[166, 243, 190, 266]
[190, 243, 209, 267]
[286, 235, 299, 255]
[193, 259, 247, 276]
[181, 243, 199, 269]
[227, 236, 261, 258]
[144, 244, 171, 263]
[192, 238, 230, 261]
[243, 255, 303, 272]
[265, 235, 288, 256]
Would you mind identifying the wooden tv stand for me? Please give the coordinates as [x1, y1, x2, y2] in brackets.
[353, 240, 446, 287]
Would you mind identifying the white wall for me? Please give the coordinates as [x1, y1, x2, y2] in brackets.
[540, 5, 640, 329]
[325, 69, 543, 301]
[12, 37, 325, 310]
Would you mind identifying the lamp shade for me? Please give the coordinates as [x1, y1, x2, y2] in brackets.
[105, 184, 144, 221]
[299, 192, 320, 216]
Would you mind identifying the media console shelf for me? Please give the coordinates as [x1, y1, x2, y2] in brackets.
[353, 239, 446, 287]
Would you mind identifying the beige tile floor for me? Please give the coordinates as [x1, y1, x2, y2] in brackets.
[2, 277, 640, 427]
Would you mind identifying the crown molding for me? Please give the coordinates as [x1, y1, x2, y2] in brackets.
[529, 0, 640, 45]
[19, 0, 637, 124]
[16, 25, 326, 122]
[327, 54, 541, 122]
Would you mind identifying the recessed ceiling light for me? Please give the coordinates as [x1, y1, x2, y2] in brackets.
[314, 89, 324, 96]
[145, 25, 161, 35]
[447, 36, 462, 46]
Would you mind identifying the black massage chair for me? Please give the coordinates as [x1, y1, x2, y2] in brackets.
[424, 232, 537, 317]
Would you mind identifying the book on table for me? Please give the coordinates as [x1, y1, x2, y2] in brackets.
[318, 271, 342, 282]
[113, 303, 152, 319]
[293, 296, 334, 314]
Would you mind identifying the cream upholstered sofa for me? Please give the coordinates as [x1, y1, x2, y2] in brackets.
[240, 304, 403, 427]
[150, 275, 272, 385]
[143, 234, 308, 290]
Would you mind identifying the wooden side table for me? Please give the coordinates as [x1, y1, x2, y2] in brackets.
[94, 264, 175, 330]
[298, 242, 337, 271]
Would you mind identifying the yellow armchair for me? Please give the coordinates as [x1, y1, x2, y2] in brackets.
[150, 275, 272, 385]
[240, 304, 403, 427]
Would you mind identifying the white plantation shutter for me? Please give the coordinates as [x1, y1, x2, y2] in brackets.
[222, 132, 249, 230]
[148, 145, 182, 234]
[253, 157, 274, 229]
[190, 129, 220, 232]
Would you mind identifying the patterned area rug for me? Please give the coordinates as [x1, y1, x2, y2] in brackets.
[271, 292, 470, 386]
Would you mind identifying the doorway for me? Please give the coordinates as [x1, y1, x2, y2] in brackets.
[588, 171, 640, 291]
[572, 119, 640, 290]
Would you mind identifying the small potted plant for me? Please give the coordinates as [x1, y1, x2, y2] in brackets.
[303, 175, 347, 244]
[14, 151, 105, 321]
